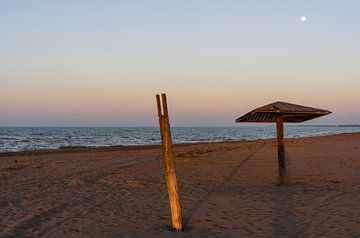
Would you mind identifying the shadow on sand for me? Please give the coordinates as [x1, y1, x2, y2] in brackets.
[270, 152, 308, 237]
[183, 143, 266, 226]
[271, 184, 297, 237]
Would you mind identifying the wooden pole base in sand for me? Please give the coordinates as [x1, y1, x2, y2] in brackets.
[156, 93, 183, 231]
[276, 114, 287, 186]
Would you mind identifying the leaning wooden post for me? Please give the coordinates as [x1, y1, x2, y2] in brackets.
[276, 114, 287, 185]
[156, 93, 183, 231]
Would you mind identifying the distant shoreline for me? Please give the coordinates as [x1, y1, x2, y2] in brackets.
[1, 131, 360, 157]
[298, 124, 360, 127]
[0, 125, 360, 128]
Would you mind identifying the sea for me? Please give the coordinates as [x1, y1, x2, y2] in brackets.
[0, 126, 360, 153]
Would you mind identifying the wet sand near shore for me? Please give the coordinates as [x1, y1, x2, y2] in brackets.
[1, 133, 360, 237]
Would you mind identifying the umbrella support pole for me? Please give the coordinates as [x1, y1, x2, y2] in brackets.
[156, 93, 183, 231]
[276, 114, 287, 185]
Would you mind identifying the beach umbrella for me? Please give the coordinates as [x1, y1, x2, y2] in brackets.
[236, 101, 331, 185]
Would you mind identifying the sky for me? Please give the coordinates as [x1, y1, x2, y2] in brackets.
[0, 0, 359, 126]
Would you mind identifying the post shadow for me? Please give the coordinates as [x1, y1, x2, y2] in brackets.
[183, 143, 265, 226]
[270, 152, 308, 238]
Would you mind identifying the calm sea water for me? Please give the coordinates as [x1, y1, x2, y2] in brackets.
[0, 126, 359, 153]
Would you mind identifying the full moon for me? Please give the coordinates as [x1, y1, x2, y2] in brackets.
[300, 16, 306, 23]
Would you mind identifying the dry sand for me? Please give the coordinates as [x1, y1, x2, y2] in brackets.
[1, 132, 360, 237]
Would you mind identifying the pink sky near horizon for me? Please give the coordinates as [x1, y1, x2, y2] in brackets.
[1, 72, 358, 126]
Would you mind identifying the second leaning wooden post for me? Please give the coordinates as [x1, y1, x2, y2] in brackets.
[156, 93, 183, 231]
[276, 114, 287, 186]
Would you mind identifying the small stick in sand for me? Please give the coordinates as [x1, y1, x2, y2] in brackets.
[156, 93, 183, 231]
[276, 114, 287, 185]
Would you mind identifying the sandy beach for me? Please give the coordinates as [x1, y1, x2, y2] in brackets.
[1, 132, 360, 237]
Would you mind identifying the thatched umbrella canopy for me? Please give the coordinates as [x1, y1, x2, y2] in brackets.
[236, 101, 331, 123]
[236, 101, 331, 185]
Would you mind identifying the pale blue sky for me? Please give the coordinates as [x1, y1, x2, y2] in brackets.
[0, 1, 359, 126]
